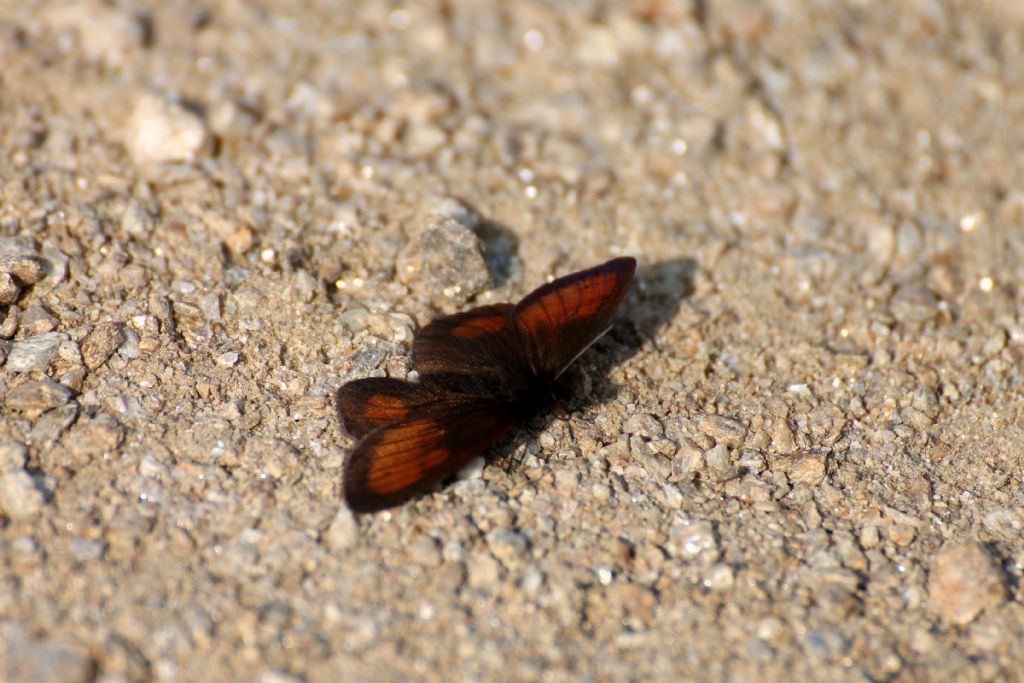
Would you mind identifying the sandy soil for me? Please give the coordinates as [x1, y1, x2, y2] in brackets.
[2, 1, 1023, 681]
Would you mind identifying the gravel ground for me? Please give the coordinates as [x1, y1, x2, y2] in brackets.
[2, 1, 1024, 681]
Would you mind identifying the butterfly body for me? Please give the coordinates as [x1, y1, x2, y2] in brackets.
[338, 256, 636, 512]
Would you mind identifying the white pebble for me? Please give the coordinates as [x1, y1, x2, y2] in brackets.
[126, 94, 208, 164]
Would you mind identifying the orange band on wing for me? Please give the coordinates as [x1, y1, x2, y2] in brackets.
[367, 447, 449, 493]
[363, 394, 412, 421]
[450, 314, 508, 338]
[363, 420, 450, 494]
[517, 270, 618, 331]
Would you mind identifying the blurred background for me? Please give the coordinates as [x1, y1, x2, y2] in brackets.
[1, 2, 1023, 681]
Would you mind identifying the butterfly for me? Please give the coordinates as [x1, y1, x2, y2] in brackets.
[337, 256, 637, 512]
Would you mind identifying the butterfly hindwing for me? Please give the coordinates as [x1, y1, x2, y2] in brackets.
[337, 377, 447, 439]
[411, 303, 517, 375]
[343, 394, 516, 512]
[513, 257, 636, 377]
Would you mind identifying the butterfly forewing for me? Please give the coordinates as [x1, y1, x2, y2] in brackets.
[343, 396, 515, 512]
[412, 304, 517, 375]
[513, 257, 636, 377]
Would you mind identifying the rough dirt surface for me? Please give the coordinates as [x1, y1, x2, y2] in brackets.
[2, 1, 1024, 682]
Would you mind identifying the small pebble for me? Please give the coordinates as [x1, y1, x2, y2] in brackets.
[487, 527, 528, 565]
[117, 329, 141, 359]
[0, 471, 45, 519]
[408, 537, 442, 567]
[81, 322, 125, 369]
[658, 483, 684, 509]
[608, 583, 658, 624]
[553, 469, 579, 495]
[667, 518, 718, 559]
[736, 449, 767, 472]
[66, 415, 124, 461]
[442, 540, 465, 563]
[859, 525, 880, 549]
[29, 403, 79, 451]
[215, 351, 239, 367]
[0, 272, 20, 304]
[0, 441, 28, 472]
[0, 623, 93, 683]
[5, 332, 67, 373]
[397, 200, 490, 309]
[200, 293, 222, 322]
[59, 367, 87, 393]
[0, 306, 19, 338]
[698, 414, 748, 446]
[121, 202, 153, 237]
[703, 444, 738, 483]
[126, 93, 209, 164]
[623, 413, 664, 439]
[591, 482, 612, 502]
[68, 538, 105, 562]
[467, 552, 502, 588]
[771, 418, 797, 453]
[786, 451, 827, 486]
[521, 568, 544, 596]
[886, 524, 916, 547]
[703, 563, 735, 591]
[0, 253, 47, 285]
[6, 379, 74, 413]
[802, 629, 848, 660]
[19, 304, 58, 335]
[928, 540, 1007, 625]
[119, 264, 149, 290]
[323, 508, 359, 552]
[261, 671, 303, 683]
[405, 123, 447, 157]
[672, 438, 705, 480]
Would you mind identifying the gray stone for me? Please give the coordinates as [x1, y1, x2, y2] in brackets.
[5, 332, 67, 372]
[19, 304, 58, 335]
[29, 403, 79, 450]
[704, 443, 739, 483]
[68, 538, 105, 562]
[397, 200, 490, 309]
[0, 622, 93, 683]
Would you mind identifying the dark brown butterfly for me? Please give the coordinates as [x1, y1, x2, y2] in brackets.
[337, 256, 637, 512]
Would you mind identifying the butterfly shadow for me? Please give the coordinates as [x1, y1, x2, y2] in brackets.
[603, 256, 698, 374]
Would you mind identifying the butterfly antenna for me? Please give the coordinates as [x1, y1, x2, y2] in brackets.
[554, 324, 614, 379]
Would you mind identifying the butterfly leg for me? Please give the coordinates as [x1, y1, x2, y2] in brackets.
[500, 428, 534, 473]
